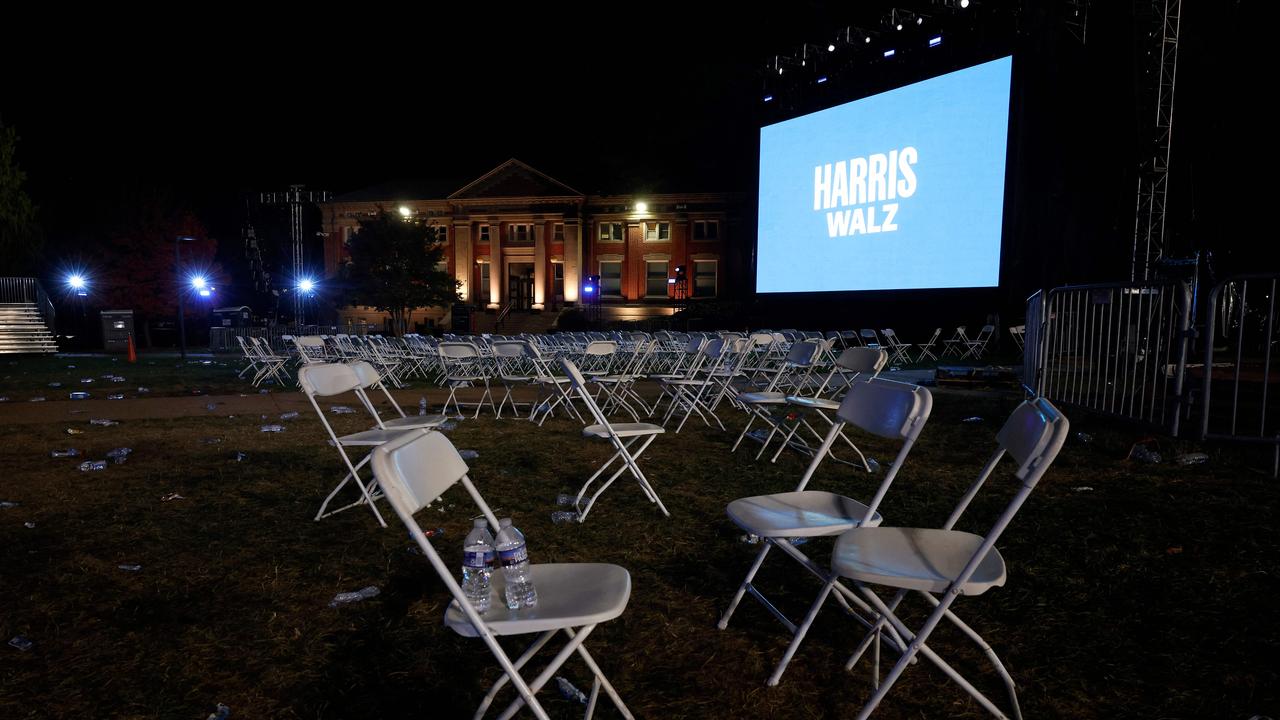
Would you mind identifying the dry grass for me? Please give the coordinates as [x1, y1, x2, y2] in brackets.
[1, 376, 1277, 719]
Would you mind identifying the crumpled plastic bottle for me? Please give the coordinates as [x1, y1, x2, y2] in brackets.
[550, 510, 580, 524]
[555, 677, 588, 704]
[106, 447, 132, 464]
[260, 425, 285, 433]
[50, 449, 81, 458]
[206, 703, 231, 720]
[279, 411, 300, 420]
[328, 586, 380, 607]
[78, 460, 108, 471]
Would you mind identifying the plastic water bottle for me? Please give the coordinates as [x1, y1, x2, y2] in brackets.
[418, 397, 427, 416]
[462, 518, 495, 613]
[495, 518, 537, 609]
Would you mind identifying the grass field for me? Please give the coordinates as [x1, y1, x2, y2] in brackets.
[1, 363, 1277, 719]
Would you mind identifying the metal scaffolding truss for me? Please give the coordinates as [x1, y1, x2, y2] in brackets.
[259, 186, 331, 320]
[1131, 0, 1182, 281]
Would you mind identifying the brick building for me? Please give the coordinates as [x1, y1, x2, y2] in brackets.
[321, 159, 749, 330]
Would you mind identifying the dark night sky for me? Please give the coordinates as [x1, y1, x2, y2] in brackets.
[2, 1, 1270, 296]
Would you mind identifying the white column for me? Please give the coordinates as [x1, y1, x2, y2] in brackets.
[533, 224, 547, 310]
[488, 223, 502, 309]
[453, 222, 472, 303]
[564, 219, 581, 303]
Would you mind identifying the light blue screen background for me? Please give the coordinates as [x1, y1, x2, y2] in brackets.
[757, 56, 1012, 293]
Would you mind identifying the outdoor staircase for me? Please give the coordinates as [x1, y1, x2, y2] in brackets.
[471, 309, 562, 335]
[0, 303, 58, 354]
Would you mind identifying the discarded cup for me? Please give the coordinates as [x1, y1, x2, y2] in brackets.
[89, 419, 119, 426]
[458, 449, 479, 460]
[551, 510, 580, 524]
[330, 406, 356, 414]
[1176, 452, 1209, 466]
[206, 703, 231, 720]
[107, 394, 125, 400]
[106, 447, 132, 464]
[51, 449, 81, 458]
[8, 636, 33, 652]
[555, 677, 589, 704]
[329, 585, 380, 607]
[260, 424, 284, 433]
[160, 492, 185, 502]
[117, 564, 142, 572]
[279, 411, 300, 420]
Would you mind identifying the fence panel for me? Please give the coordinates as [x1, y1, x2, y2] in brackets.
[209, 324, 369, 353]
[1031, 281, 1192, 434]
[1198, 274, 1280, 475]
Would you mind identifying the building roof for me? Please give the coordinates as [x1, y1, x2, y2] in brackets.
[449, 158, 584, 200]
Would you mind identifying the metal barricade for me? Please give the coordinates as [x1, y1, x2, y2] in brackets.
[1031, 281, 1192, 435]
[209, 323, 369, 353]
[1198, 274, 1280, 476]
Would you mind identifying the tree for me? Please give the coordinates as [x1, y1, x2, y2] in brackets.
[0, 123, 42, 274]
[94, 185, 218, 347]
[342, 209, 459, 336]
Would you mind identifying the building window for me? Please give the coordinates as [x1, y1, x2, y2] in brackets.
[478, 263, 491, 304]
[693, 261, 717, 297]
[553, 223, 565, 242]
[432, 225, 447, 244]
[508, 224, 534, 245]
[434, 260, 449, 275]
[552, 263, 564, 302]
[646, 261, 669, 297]
[599, 261, 622, 297]
[598, 222, 623, 242]
[479, 225, 490, 244]
[693, 220, 719, 240]
[643, 222, 670, 242]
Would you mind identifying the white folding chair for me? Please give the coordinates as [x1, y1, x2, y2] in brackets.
[371, 429, 635, 720]
[347, 361, 448, 431]
[767, 347, 888, 467]
[941, 326, 971, 358]
[299, 363, 417, 527]
[1008, 324, 1026, 356]
[879, 329, 913, 366]
[915, 328, 942, 363]
[718, 378, 933, 686]
[833, 397, 1069, 720]
[965, 324, 996, 359]
[560, 358, 669, 522]
[439, 341, 497, 418]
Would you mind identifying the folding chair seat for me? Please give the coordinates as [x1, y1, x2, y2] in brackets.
[347, 361, 448, 431]
[370, 429, 635, 720]
[719, 377, 933, 686]
[561, 358, 669, 522]
[833, 397, 1069, 720]
[300, 363, 420, 527]
[914, 328, 942, 363]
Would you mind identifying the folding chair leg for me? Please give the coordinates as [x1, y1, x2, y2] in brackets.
[314, 452, 387, 527]
[473, 631, 558, 719]
[767, 577, 837, 687]
[567, 628, 635, 720]
[494, 624, 597, 720]
[718, 542, 774, 630]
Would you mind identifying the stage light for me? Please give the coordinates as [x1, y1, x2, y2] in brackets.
[763, 95, 774, 102]
[190, 276, 207, 290]
[67, 274, 86, 290]
[778, 67, 783, 75]
[929, 35, 943, 47]
[817, 76, 828, 84]
[896, 22, 903, 30]
[398, 205, 412, 217]
[297, 278, 315, 293]
[884, 49, 896, 57]
[635, 201, 648, 213]
[667, 278, 676, 285]
[198, 289, 211, 298]
[865, 36, 872, 44]
[583, 285, 595, 294]
[960, 0, 970, 7]
[827, 43, 835, 51]
[917, 17, 923, 25]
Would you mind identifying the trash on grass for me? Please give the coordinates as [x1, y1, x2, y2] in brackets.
[329, 406, 356, 414]
[69, 391, 90, 400]
[89, 419, 119, 426]
[739, 534, 761, 545]
[205, 403, 218, 411]
[234, 452, 247, 462]
[8, 636, 33, 652]
[80, 378, 93, 384]
[206, 703, 231, 720]
[551, 510, 580, 524]
[48, 382, 62, 388]
[30, 396, 47, 402]
[65, 428, 84, 435]
[556, 677, 589, 705]
[260, 424, 284, 433]
[50, 449, 81, 458]
[458, 449, 479, 460]
[555, 493, 576, 506]
[0, 501, 20, 509]
[1128, 442, 1162, 464]
[329, 586, 380, 607]
[1073, 486, 1094, 492]
[107, 394, 124, 400]
[279, 411, 299, 420]
[1176, 452, 1209, 466]
[137, 387, 150, 394]
[78, 460, 108, 471]
[962, 416, 984, 423]
[24, 522, 35, 529]
[117, 564, 142, 572]
[864, 458, 880, 473]
[106, 447, 132, 464]
[438, 421, 457, 431]
[160, 492, 184, 502]
[258, 389, 269, 395]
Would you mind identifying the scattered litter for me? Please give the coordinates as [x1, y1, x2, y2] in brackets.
[117, 564, 142, 572]
[78, 460, 107, 471]
[30, 396, 46, 402]
[1128, 442, 1162, 464]
[110, 376, 126, 383]
[746, 428, 770, 442]
[8, 636, 33, 652]
[107, 393, 124, 400]
[555, 493, 576, 506]
[200, 437, 223, 445]
[438, 421, 457, 431]
[137, 387, 150, 394]
[66, 364, 75, 368]
[551, 511, 580, 524]
[100, 374, 114, 379]
[864, 458, 880, 473]
[105, 447, 132, 464]
[788, 537, 809, 547]
[329, 406, 356, 414]
[0, 397, 8, 402]
[1076, 432, 1094, 444]
[1176, 452, 1209, 466]
[24, 522, 35, 529]
[66, 428, 84, 435]
[50, 448, 81, 458]
[206, 703, 231, 720]
[962, 416, 984, 423]
[260, 424, 284, 433]
[1, 501, 20, 509]
[69, 391, 90, 400]
[258, 389, 269, 395]
[418, 397, 427, 416]
[205, 403, 218, 411]
[1073, 486, 1095, 492]
[89, 419, 119, 426]
[80, 378, 94, 384]
[328, 585, 380, 607]
[1166, 546, 1184, 555]
[458, 449, 479, 460]
[234, 452, 247, 462]
[48, 382, 62, 388]
[739, 534, 761, 545]
[160, 492, 185, 502]
[279, 411, 300, 420]
[555, 677, 589, 705]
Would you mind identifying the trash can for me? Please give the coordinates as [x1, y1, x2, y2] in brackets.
[213, 306, 253, 328]
[101, 310, 135, 353]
